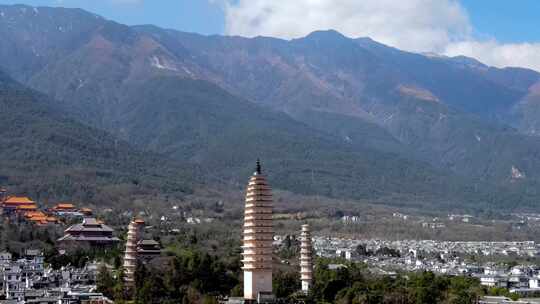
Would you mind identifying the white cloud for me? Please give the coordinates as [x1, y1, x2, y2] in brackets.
[221, 0, 471, 53]
[444, 40, 540, 72]
[217, 0, 540, 72]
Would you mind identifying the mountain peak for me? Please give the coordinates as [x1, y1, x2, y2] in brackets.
[449, 55, 487, 68]
[302, 29, 349, 41]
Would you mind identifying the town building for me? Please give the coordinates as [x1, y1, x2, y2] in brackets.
[0, 249, 111, 303]
[57, 218, 120, 248]
[242, 160, 274, 302]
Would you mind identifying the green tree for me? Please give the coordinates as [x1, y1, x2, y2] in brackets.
[96, 266, 115, 299]
[273, 270, 301, 298]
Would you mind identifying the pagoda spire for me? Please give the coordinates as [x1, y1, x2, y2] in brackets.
[256, 159, 262, 175]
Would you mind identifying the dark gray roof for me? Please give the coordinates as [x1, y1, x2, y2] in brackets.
[58, 235, 120, 242]
[64, 218, 114, 233]
[137, 239, 159, 246]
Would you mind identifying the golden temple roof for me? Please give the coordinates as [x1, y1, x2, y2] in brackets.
[4, 196, 35, 205]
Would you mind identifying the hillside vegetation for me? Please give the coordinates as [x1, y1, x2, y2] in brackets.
[0, 71, 191, 205]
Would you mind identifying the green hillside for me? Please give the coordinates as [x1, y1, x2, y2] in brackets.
[0, 71, 191, 205]
[114, 77, 514, 210]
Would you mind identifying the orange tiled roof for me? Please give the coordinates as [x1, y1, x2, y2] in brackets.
[4, 196, 35, 205]
[29, 216, 47, 221]
[25, 211, 46, 218]
[54, 203, 75, 209]
[25, 211, 59, 224]
[81, 208, 92, 212]
[134, 219, 145, 224]
[16, 204, 38, 210]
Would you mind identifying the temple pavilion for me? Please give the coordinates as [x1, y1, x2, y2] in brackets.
[2, 196, 37, 215]
[57, 217, 120, 248]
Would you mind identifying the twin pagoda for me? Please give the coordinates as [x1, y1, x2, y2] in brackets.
[122, 160, 314, 302]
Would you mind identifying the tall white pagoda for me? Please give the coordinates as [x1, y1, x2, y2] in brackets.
[242, 160, 274, 301]
[300, 224, 314, 293]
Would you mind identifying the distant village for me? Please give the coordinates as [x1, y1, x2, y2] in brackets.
[2, 181, 540, 303]
[309, 236, 540, 298]
[0, 188, 162, 303]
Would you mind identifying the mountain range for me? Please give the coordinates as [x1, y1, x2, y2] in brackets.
[1, 4, 540, 211]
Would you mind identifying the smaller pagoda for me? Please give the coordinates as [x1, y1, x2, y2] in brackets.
[123, 219, 143, 290]
[300, 224, 314, 294]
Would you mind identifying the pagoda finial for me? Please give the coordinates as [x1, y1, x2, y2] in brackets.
[256, 159, 262, 175]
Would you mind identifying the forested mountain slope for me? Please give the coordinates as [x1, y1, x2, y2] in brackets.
[1, 4, 540, 210]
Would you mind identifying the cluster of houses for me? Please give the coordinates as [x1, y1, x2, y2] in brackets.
[478, 265, 540, 297]
[0, 188, 164, 302]
[0, 249, 112, 303]
[313, 237, 540, 259]
[310, 236, 540, 297]
[0, 226, 162, 303]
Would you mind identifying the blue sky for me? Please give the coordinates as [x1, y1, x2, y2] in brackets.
[460, 0, 540, 43]
[0, 0, 536, 42]
[0, 0, 539, 71]
[0, 0, 225, 34]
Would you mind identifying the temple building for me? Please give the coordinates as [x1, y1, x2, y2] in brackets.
[51, 203, 82, 217]
[123, 219, 142, 290]
[137, 240, 161, 262]
[2, 196, 37, 215]
[57, 218, 120, 248]
[24, 211, 57, 226]
[300, 224, 314, 294]
[242, 160, 274, 302]
[52, 203, 77, 212]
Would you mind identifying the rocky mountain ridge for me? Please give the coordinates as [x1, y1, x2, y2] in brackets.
[1, 4, 540, 210]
